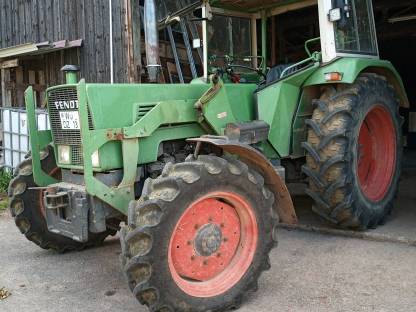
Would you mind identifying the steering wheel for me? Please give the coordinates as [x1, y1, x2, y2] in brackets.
[226, 64, 267, 81]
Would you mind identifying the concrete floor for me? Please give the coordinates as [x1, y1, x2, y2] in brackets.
[1, 215, 416, 312]
[290, 152, 416, 245]
[0, 158, 415, 312]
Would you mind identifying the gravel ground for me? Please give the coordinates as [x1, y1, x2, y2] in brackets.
[1, 212, 416, 312]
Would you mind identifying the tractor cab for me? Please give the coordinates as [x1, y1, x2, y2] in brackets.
[188, 0, 380, 85]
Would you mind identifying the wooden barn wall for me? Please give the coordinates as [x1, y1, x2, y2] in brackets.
[0, 0, 130, 84]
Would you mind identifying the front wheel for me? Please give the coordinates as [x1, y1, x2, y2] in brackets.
[303, 73, 403, 229]
[120, 155, 277, 312]
[8, 146, 114, 252]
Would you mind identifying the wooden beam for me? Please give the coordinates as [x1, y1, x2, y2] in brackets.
[1, 68, 12, 107]
[0, 59, 19, 69]
[15, 66, 24, 107]
[1, 69, 5, 107]
[132, 0, 142, 82]
[38, 70, 46, 107]
[125, 0, 135, 83]
[269, 0, 317, 16]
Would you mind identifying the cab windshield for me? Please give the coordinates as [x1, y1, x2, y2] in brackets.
[207, 14, 252, 68]
[334, 0, 378, 55]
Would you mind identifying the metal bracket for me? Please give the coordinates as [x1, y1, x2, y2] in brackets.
[44, 188, 89, 243]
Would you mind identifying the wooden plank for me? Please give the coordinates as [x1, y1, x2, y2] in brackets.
[31, 0, 40, 42]
[85, 0, 96, 82]
[95, 0, 105, 82]
[132, 0, 142, 82]
[0, 59, 19, 69]
[1, 68, 12, 107]
[125, 0, 133, 82]
[24, 0, 32, 43]
[77, 0, 87, 79]
[38, 70, 46, 107]
[101, 0, 110, 82]
[1, 68, 5, 107]
[112, 0, 121, 83]
[53, 0, 61, 42]
[28, 70, 36, 85]
[38, 0, 47, 42]
[15, 67, 24, 107]
[0, 0, 8, 48]
[11, 0, 19, 46]
[45, 0, 54, 43]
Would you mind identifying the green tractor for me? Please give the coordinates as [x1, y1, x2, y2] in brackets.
[9, 0, 408, 311]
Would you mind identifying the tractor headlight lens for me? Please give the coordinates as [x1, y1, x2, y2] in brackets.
[57, 145, 71, 164]
[91, 150, 100, 168]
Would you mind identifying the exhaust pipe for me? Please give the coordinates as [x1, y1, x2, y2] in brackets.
[144, 0, 161, 82]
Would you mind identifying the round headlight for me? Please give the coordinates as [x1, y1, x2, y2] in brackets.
[57, 145, 71, 164]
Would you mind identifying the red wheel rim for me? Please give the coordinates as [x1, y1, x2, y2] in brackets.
[357, 105, 396, 202]
[168, 191, 258, 298]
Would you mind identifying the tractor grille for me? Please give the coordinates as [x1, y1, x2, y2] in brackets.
[47, 87, 94, 166]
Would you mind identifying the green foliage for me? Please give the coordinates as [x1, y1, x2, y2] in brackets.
[0, 169, 12, 194]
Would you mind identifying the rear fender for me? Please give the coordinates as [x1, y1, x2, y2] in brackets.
[304, 58, 409, 108]
[188, 136, 298, 224]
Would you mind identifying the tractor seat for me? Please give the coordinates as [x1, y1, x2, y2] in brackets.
[265, 63, 297, 84]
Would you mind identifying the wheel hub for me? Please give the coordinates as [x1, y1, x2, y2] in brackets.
[194, 223, 223, 257]
[168, 191, 259, 298]
[169, 197, 241, 282]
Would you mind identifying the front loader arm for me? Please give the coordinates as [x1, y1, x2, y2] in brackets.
[25, 87, 58, 186]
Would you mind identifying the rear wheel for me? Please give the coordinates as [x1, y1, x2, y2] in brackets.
[302, 73, 402, 229]
[120, 155, 277, 312]
[8, 146, 114, 252]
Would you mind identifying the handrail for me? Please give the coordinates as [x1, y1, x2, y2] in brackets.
[280, 53, 320, 79]
[305, 37, 321, 57]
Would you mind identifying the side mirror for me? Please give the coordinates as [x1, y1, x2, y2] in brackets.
[329, 0, 352, 30]
[193, 8, 202, 19]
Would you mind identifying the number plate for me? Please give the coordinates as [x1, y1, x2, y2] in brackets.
[59, 111, 80, 130]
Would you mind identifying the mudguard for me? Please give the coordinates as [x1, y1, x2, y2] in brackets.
[188, 136, 298, 224]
